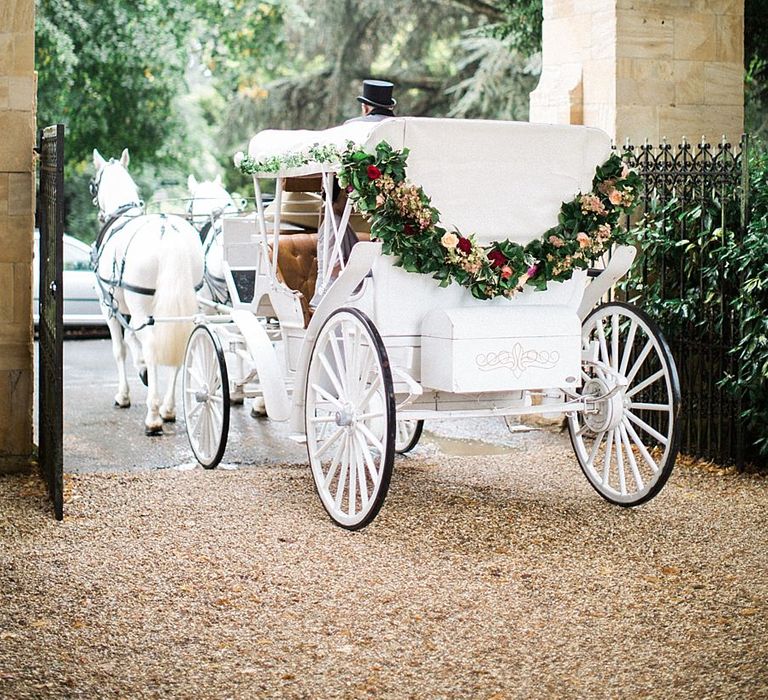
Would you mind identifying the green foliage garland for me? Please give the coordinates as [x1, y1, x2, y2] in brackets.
[236, 138, 641, 300]
[338, 142, 642, 299]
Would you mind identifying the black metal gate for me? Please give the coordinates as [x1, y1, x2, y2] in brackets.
[37, 124, 64, 520]
[620, 136, 750, 467]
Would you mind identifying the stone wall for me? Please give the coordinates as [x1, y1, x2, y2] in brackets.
[0, 0, 35, 473]
[530, 0, 744, 145]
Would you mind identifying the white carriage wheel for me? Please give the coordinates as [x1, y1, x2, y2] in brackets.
[305, 308, 396, 529]
[395, 419, 424, 454]
[568, 302, 680, 506]
[182, 324, 230, 469]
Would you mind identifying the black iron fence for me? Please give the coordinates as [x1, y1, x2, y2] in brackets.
[618, 136, 751, 467]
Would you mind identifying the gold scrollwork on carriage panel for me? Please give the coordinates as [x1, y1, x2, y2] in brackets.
[475, 344, 561, 379]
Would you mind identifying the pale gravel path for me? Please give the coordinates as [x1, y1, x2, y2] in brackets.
[1, 438, 767, 699]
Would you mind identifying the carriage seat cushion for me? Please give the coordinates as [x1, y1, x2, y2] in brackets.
[275, 233, 318, 327]
[362, 118, 613, 247]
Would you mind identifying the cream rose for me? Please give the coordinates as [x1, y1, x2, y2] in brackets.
[441, 232, 459, 249]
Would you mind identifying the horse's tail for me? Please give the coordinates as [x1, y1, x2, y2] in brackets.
[151, 220, 201, 367]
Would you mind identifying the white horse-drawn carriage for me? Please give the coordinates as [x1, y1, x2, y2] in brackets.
[180, 117, 680, 529]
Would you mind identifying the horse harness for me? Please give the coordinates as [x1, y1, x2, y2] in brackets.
[91, 210, 204, 331]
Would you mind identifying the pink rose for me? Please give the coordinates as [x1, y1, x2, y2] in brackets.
[501, 265, 513, 280]
[608, 189, 623, 206]
[577, 232, 591, 248]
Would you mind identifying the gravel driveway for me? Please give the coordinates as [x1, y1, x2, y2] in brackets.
[1, 435, 766, 699]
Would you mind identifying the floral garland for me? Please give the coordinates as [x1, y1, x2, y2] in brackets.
[235, 139, 642, 300]
[338, 142, 642, 299]
[234, 144, 341, 175]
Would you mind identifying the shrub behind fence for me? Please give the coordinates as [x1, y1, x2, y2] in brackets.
[618, 136, 756, 467]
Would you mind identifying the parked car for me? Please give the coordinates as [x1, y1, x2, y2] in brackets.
[33, 231, 106, 327]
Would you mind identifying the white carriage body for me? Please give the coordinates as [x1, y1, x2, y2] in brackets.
[222, 117, 631, 432]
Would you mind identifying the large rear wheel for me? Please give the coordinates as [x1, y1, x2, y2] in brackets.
[305, 308, 395, 529]
[568, 302, 680, 506]
[182, 324, 230, 469]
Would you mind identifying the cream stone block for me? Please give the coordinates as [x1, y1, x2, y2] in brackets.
[716, 15, 743, 63]
[618, 0, 693, 9]
[673, 61, 705, 104]
[0, 112, 34, 172]
[0, 262, 13, 323]
[693, 0, 742, 14]
[617, 58, 674, 81]
[583, 59, 616, 105]
[616, 10, 674, 59]
[8, 172, 32, 216]
[13, 31, 34, 73]
[0, 214, 34, 263]
[674, 12, 716, 60]
[0, 78, 9, 110]
[0, 367, 33, 456]
[617, 76, 675, 105]
[583, 103, 617, 136]
[13, 260, 31, 325]
[704, 62, 746, 105]
[542, 15, 593, 55]
[0, 173, 8, 214]
[9, 75, 34, 110]
[616, 105, 659, 145]
[590, 11, 617, 60]
[0, 0, 34, 33]
[0, 33, 13, 74]
[657, 104, 743, 141]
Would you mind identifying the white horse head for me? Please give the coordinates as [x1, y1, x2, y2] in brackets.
[187, 173, 239, 229]
[92, 148, 142, 222]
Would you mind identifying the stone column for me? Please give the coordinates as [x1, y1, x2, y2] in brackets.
[0, 0, 35, 473]
[530, 0, 744, 144]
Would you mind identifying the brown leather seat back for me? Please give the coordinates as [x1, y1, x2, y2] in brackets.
[273, 233, 318, 326]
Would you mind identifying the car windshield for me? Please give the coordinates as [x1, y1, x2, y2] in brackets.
[63, 240, 91, 271]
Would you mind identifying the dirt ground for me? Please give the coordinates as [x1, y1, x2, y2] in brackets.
[1, 437, 767, 699]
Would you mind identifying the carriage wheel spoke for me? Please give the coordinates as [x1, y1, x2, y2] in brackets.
[359, 422, 385, 455]
[614, 428, 627, 495]
[629, 401, 670, 412]
[623, 418, 659, 473]
[334, 437, 350, 509]
[619, 319, 638, 376]
[601, 430, 613, 485]
[626, 410, 668, 445]
[587, 430, 606, 466]
[328, 331, 348, 394]
[323, 435, 346, 490]
[625, 369, 665, 399]
[348, 439, 358, 516]
[620, 422, 644, 491]
[610, 313, 620, 372]
[311, 383, 345, 411]
[355, 431, 380, 485]
[354, 438, 370, 509]
[318, 354, 345, 401]
[625, 338, 654, 386]
[315, 426, 345, 459]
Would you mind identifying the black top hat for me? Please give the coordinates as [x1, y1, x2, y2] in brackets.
[357, 79, 396, 109]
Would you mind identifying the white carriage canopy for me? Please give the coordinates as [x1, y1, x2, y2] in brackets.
[246, 117, 613, 245]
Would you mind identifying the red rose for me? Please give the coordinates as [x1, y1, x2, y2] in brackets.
[457, 237, 472, 254]
[367, 165, 382, 180]
[403, 223, 416, 236]
[487, 249, 507, 268]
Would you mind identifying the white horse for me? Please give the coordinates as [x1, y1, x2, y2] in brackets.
[92, 148, 205, 435]
[187, 174, 240, 307]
